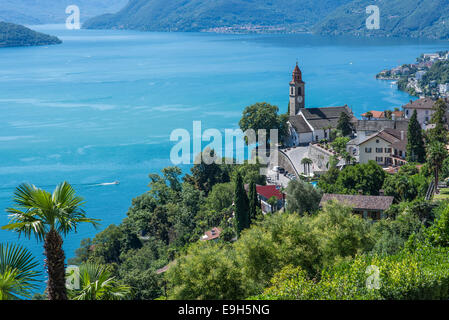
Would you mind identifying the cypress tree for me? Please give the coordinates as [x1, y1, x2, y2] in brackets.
[337, 112, 354, 137]
[406, 109, 426, 163]
[234, 172, 250, 236]
[428, 99, 448, 144]
[248, 181, 259, 224]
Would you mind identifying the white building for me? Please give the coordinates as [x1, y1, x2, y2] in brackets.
[439, 83, 449, 95]
[415, 70, 426, 81]
[403, 98, 438, 126]
[357, 129, 407, 167]
[285, 64, 356, 146]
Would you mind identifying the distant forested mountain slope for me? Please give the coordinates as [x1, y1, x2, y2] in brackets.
[0, 21, 62, 47]
[83, 0, 352, 32]
[314, 0, 449, 39]
[83, 0, 449, 40]
[0, 0, 128, 25]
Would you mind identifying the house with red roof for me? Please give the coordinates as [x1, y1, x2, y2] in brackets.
[246, 184, 286, 214]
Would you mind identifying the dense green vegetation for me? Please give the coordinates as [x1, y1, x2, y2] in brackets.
[0, 22, 61, 48]
[83, 0, 449, 40]
[421, 60, 449, 88]
[315, 0, 449, 40]
[66, 160, 265, 300]
[3, 101, 449, 300]
[83, 0, 353, 32]
[318, 161, 386, 195]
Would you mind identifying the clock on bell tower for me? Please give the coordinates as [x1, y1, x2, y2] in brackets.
[289, 62, 305, 116]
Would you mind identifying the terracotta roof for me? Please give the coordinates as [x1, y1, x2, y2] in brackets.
[292, 63, 302, 82]
[320, 194, 394, 211]
[201, 227, 222, 241]
[392, 111, 404, 117]
[384, 167, 399, 174]
[362, 110, 385, 118]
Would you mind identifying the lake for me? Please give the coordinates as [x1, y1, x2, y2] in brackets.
[1, 24, 448, 293]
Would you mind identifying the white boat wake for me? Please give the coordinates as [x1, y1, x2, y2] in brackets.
[93, 181, 120, 186]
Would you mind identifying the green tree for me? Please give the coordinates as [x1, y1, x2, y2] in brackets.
[184, 149, 230, 195]
[364, 111, 373, 120]
[248, 181, 259, 223]
[0, 243, 41, 300]
[2, 182, 99, 300]
[301, 157, 313, 176]
[382, 165, 429, 203]
[427, 99, 448, 144]
[166, 243, 248, 300]
[234, 172, 250, 236]
[427, 205, 449, 247]
[69, 263, 131, 300]
[331, 137, 350, 155]
[317, 166, 340, 193]
[286, 179, 322, 215]
[336, 112, 354, 137]
[334, 161, 386, 195]
[267, 196, 278, 212]
[406, 110, 426, 163]
[427, 141, 448, 194]
[239, 102, 284, 146]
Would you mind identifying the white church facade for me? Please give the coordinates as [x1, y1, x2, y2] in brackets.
[285, 63, 356, 146]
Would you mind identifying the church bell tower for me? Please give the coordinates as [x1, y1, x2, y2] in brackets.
[289, 63, 305, 116]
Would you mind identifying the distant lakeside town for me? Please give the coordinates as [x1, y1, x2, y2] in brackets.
[377, 51, 449, 98]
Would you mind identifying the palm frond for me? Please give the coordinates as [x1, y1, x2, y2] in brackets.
[69, 263, 131, 300]
[0, 243, 41, 300]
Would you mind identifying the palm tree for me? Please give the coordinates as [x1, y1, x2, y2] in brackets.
[0, 243, 41, 300]
[68, 263, 131, 300]
[301, 158, 313, 176]
[2, 182, 100, 300]
[427, 142, 449, 194]
[342, 151, 355, 166]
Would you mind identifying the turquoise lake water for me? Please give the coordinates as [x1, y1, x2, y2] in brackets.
[1, 24, 449, 292]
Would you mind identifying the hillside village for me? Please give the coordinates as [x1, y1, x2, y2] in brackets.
[20, 62, 449, 301]
[256, 63, 449, 221]
[377, 51, 449, 98]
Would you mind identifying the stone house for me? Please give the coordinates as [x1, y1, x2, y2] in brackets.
[320, 193, 394, 220]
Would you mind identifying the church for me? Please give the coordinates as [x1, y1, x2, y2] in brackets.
[285, 63, 356, 146]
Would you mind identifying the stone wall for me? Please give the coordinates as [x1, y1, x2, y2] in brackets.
[276, 150, 298, 176]
[308, 144, 335, 172]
